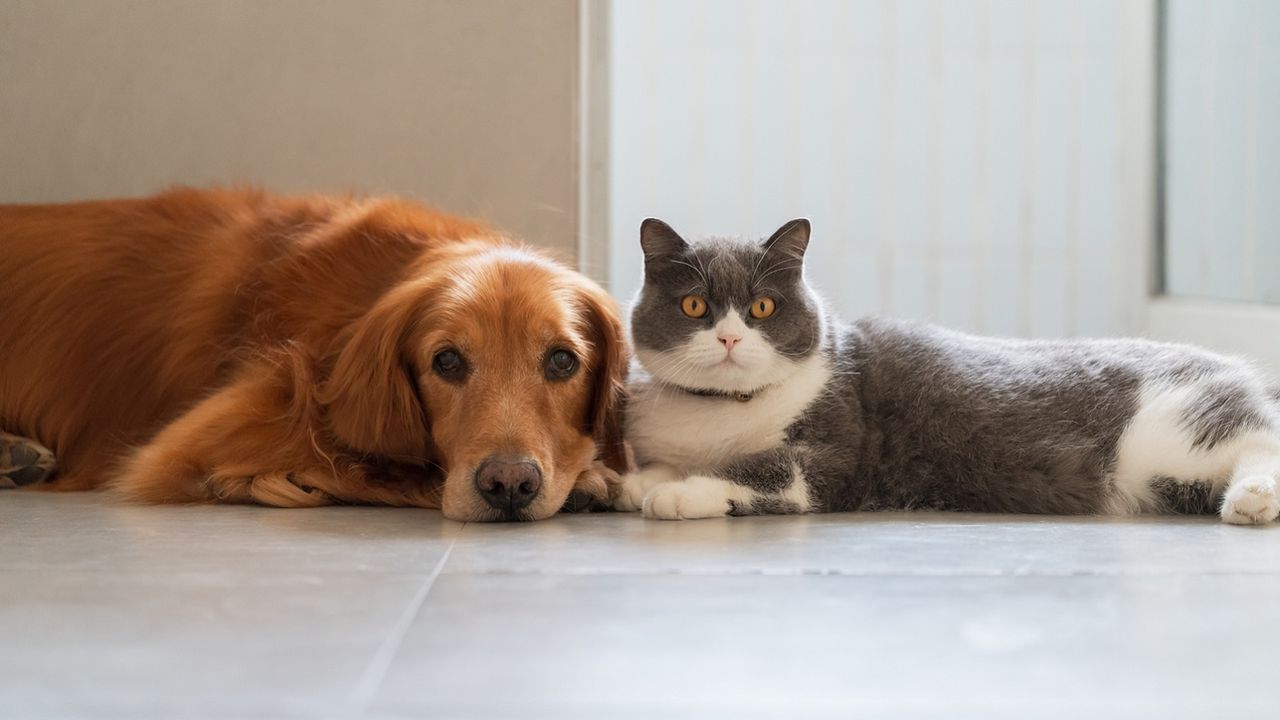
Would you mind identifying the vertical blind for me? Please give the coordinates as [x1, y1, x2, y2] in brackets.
[607, 0, 1153, 338]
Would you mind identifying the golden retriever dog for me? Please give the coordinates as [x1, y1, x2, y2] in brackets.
[0, 188, 628, 521]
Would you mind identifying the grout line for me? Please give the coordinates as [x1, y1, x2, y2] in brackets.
[971, 0, 991, 334]
[781, 2, 805, 223]
[1152, 0, 1168, 300]
[924, 0, 943, 323]
[1197, 1, 1217, 291]
[876, 0, 897, 316]
[826, 0, 854, 317]
[1016, 1, 1036, 338]
[1243, 0, 1259, 301]
[428, 567, 1280, 579]
[1064, 0, 1081, 337]
[686, 0, 711, 233]
[347, 524, 462, 712]
[736, 0, 757, 232]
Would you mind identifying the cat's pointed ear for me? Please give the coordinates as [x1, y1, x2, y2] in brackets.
[640, 218, 688, 263]
[762, 218, 811, 261]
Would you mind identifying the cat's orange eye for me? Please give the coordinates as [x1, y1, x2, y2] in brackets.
[680, 294, 708, 318]
[750, 297, 776, 319]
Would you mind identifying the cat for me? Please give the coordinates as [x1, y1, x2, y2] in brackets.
[614, 218, 1280, 525]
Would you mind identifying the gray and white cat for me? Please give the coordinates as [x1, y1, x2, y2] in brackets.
[615, 218, 1280, 525]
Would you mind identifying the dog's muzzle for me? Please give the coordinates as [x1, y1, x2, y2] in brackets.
[474, 455, 543, 517]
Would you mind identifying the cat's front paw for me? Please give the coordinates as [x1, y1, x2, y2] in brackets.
[641, 476, 733, 520]
[614, 464, 680, 512]
[1221, 476, 1280, 525]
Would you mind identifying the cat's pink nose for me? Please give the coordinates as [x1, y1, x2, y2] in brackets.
[718, 334, 741, 351]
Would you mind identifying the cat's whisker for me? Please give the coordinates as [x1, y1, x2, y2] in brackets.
[661, 358, 697, 386]
[754, 262, 804, 285]
[670, 260, 704, 278]
[791, 327, 821, 358]
[670, 259, 709, 288]
[649, 349, 706, 387]
[751, 223, 803, 285]
[691, 250, 711, 289]
[749, 243, 771, 286]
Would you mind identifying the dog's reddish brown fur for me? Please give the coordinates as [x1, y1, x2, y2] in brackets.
[0, 188, 627, 520]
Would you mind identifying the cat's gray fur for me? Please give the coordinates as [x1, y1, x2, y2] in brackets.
[620, 219, 1280, 522]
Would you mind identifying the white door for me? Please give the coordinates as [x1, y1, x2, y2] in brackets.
[1147, 0, 1280, 377]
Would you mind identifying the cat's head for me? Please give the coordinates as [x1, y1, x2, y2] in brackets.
[630, 218, 823, 394]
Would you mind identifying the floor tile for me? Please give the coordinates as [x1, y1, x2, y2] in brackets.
[0, 568, 431, 719]
[5, 493, 1280, 719]
[1, 493, 459, 575]
[0, 494, 461, 718]
[445, 510, 1280, 577]
[371, 573, 1280, 719]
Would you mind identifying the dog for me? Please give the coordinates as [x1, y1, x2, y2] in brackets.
[0, 188, 628, 521]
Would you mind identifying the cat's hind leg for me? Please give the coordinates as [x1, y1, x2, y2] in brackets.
[1220, 444, 1280, 525]
[1108, 376, 1280, 524]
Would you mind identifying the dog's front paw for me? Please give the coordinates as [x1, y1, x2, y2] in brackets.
[613, 464, 680, 512]
[564, 461, 623, 512]
[1221, 475, 1280, 525]
[0, 432, 56, 488]
[205, 469, 336, 507]
[249, 470, 337, 507]
[641, 476, 733, 520]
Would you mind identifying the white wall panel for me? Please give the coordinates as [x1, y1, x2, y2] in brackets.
[0, 0, 583, 255]
[608, 0, 1155, 337]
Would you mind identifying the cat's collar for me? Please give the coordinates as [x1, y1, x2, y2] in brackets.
[675, 384, 759, 402]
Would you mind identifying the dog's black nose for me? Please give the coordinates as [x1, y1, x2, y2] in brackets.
[474, 456, 542, 512]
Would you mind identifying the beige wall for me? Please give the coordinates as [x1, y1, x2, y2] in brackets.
[0, 0, 581, 258]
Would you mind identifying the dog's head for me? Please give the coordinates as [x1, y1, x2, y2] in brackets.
[322, 244, 628, 521]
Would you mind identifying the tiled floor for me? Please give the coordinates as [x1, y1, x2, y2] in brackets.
[1, 493, 1277, 719]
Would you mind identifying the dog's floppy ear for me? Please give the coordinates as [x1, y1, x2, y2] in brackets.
[577, 281, 630, 474]
[321, 282, 430, 460]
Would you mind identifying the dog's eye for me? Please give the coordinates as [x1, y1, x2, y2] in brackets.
[545, 349, 578, 380]
[432, 349, 467, 380]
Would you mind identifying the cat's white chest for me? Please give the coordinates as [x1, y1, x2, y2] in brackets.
[626, 354, 832, 471]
